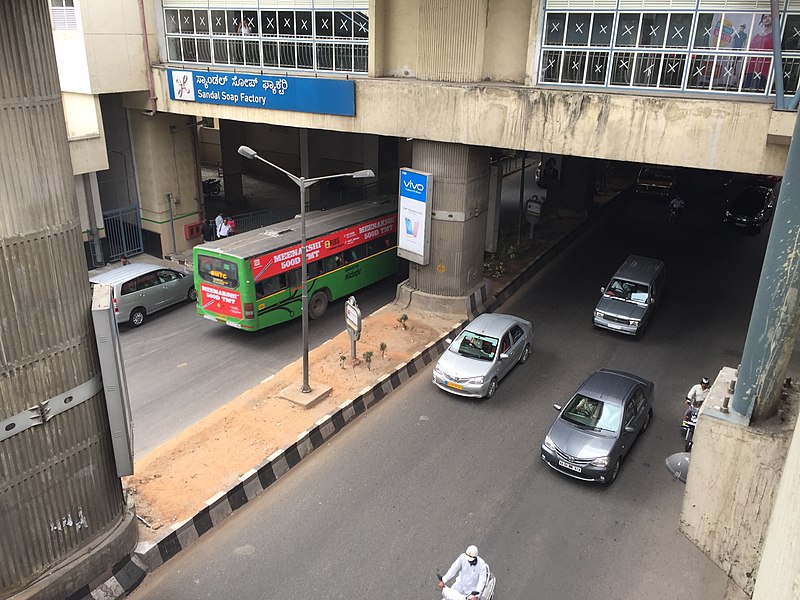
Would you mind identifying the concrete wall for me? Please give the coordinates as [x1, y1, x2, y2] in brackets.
[752, 383, 800, 599]
[129, 111, 202, 255]
[681, 367, 797, 595]
[78, 0, 154, 94]
[153, 70, 790, 176]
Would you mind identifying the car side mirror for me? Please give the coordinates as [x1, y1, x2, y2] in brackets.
[553, 404, 562, 411]
[499, 352, 509, 360]
[600, 286, 605, 294]
[445, 338, 452, 345]
[624, 425, 636, 433]
[649, 296, 655, 304]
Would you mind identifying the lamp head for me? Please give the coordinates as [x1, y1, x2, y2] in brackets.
[238, 145, 258, 160]
[351, 169, 375, 179]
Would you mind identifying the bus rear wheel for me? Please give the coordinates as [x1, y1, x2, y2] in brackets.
[309, 290, 329, 320]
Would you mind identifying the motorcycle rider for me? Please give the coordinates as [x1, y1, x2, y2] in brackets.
[686, 376, 710, 407]
[438, 545, 490, 600]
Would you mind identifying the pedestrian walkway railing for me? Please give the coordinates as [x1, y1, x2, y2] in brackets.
[230, 206, 298, 234]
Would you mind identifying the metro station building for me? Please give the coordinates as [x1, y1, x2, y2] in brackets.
[48, 0, 799, 597]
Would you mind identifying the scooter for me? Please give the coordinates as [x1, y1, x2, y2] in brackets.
[203, 178, 221, 195]
[437, 571, 496, 600]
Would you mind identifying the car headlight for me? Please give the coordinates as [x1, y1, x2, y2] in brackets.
[725, 210, 732, 218]
[467, 376, 485, 385]
[594, 310, 605, 318]
[629, 319, 640, 326]
[756, 210, 766, 221]
[543, 435, 556, 451]
[590, 456, 610, 467]
[433, 364, 444, 377]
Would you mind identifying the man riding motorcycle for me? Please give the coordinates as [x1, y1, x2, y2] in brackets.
[438, 545, 492, 600]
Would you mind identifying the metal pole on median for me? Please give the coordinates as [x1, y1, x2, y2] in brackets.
[517, 151, 527, 246]
[237, 145, 374, 393]
[300, 180, 310, 393]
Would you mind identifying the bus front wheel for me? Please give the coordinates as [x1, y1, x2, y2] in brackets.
[309, 290, 329, 320]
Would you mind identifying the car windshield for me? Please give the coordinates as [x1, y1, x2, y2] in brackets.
[451, 330, 499, 361]
[561, 394, 622, 433]
[729, 186, 769, 212]
[640, 168, 672, 181]
[604, 278, 649, 303]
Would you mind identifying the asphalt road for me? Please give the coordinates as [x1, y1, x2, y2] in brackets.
[120, 273, 403, 456]
[130, 175, 788, 599]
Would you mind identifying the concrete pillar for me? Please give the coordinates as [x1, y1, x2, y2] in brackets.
[397, 140, 490, 316]
[0, 1, 135, 596]
[220, 119, 245, 202]
[732, 111, 800, 422]
[485, 164, 503, 253]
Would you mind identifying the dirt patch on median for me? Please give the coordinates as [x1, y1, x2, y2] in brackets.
[124, 306, 459, 540]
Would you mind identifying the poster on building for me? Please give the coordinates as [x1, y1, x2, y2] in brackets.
[397, 168, 433, 265]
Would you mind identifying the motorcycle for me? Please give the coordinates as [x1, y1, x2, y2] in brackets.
[437, 571, 496, 600]
[203, 178, 221, 195]
[668, 198, 684, 227]
[681, 402, 700, 452]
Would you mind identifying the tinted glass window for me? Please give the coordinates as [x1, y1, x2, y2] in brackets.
[197, 254, 239, 288]
[136, 272, 159, 290]
[121, 280, 136, 295]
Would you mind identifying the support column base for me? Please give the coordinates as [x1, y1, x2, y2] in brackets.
[13, 509, 140, 600]
[394, 279, 492, 320]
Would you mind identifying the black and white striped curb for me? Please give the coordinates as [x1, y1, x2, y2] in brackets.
[132, 322, 466, 573]
[67, 554, 146, 600]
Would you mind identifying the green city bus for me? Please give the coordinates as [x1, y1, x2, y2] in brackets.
[193, 200, 398, 331]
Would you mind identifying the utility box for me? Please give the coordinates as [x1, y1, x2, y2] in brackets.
[185, 221, 203, 240]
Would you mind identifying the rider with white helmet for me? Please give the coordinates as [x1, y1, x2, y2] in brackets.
[438, 545, 491, 600]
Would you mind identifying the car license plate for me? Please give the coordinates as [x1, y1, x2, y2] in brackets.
[446, 381, 463, 390]
[606, 322, 622, 330]
[735, 222, 748, 228]
[558, 460, 582, 473]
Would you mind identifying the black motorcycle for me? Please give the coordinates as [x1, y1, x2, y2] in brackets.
[203, 178, 221, 195]
[681, 403, 700, 452]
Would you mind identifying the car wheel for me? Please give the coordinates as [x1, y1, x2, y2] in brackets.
[309, 290, 329, 320]
[519, 344, 531, 364]
[485, 378, 498, 399]
[188, 287, 197, 302]
[607, 459, 621, 484]
[130, 308, 146, 328]
[642, 408, 653, 433]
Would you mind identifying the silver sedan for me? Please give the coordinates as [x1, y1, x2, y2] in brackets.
[432, 313, 533, 399]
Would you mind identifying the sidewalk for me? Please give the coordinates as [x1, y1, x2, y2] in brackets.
[74, 170, 635, 600]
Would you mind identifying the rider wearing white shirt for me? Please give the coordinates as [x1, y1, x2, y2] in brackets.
[439, 545, 490, 600]
[686, 377, 710, 407]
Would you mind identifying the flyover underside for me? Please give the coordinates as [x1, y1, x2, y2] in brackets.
[149, 69, 791, 177]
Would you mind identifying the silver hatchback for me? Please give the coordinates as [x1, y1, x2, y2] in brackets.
[541, 369, 654, 484]
[432, 313, 533, 399]
[89, 263, 196, 327]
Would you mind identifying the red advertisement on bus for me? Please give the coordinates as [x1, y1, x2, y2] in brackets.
[249, 214, 397, 282]
[199, 282, 243, 319]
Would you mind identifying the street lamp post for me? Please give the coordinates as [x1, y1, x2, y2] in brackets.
[238, 145, 375, 393]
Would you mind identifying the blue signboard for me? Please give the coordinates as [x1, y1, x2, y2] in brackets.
[400, 169, 429, 202]
[168, 69, 355, 117]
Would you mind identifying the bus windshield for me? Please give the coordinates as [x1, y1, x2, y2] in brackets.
[197, 255, 239, 289]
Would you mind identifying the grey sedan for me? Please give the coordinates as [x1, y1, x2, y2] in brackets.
[540, 369, 654, 483]
[432, 313, 533, 399]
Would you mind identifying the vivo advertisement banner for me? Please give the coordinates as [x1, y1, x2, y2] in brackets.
[398, 168, 433, 265]
[168, 69, 355, 116]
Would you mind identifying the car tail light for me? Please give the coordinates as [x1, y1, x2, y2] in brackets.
[244, 302, 254, 319]
[112, 296, 118, 313]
